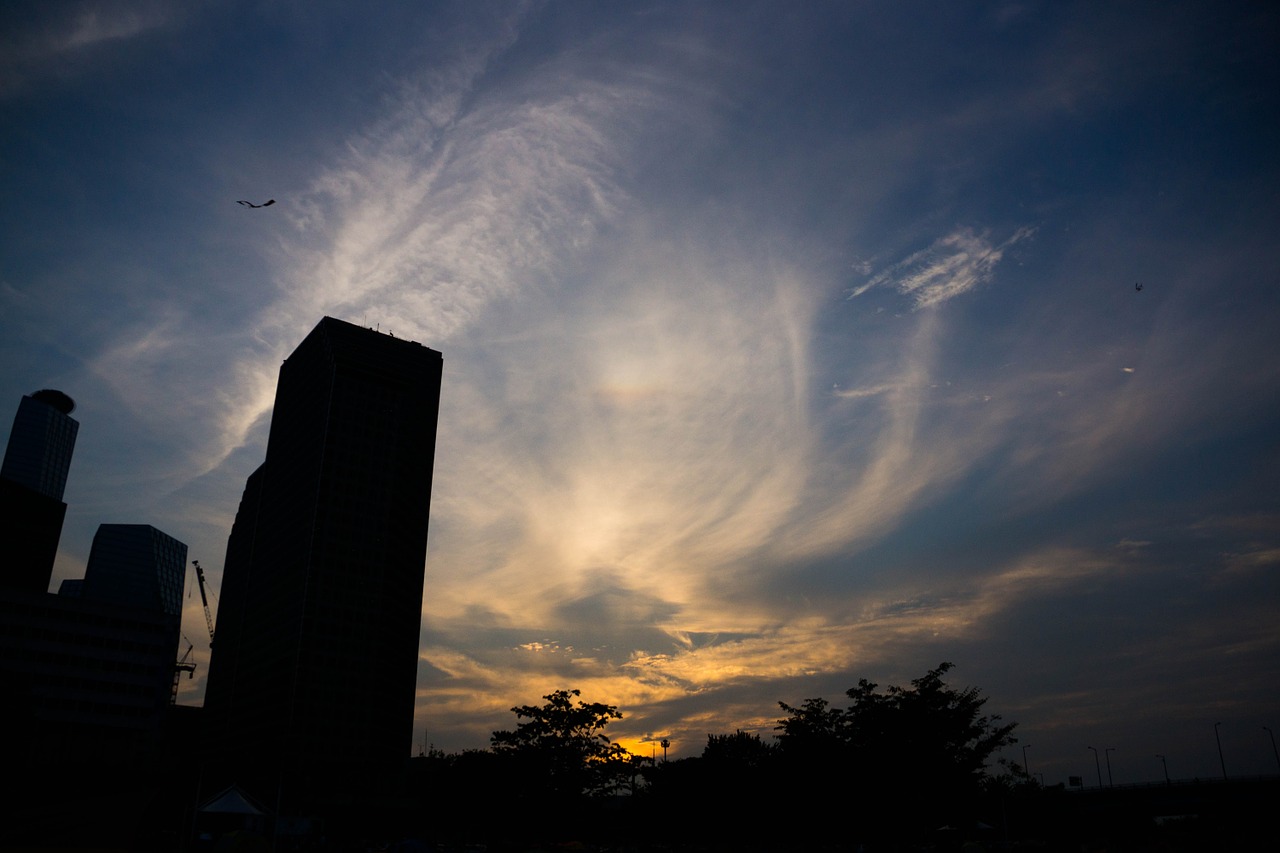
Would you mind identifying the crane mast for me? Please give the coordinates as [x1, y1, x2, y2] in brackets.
[192, 560, 216, 646]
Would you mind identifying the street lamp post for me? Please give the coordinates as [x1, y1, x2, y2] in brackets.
[1087, 746, 1103, 790]
[1264, 727, 1280, 774]
[1156, 754, 1170, 786]
[1022, 744, 1032, 779]
[1104, 747, 1116, 788]
[1215, 722, 1227, 781]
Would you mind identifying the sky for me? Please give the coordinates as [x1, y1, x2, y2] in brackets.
[2, 0, 1278, 787]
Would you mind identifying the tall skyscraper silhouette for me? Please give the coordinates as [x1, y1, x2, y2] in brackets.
[0, 389, 79, 592]
[202, 317, 442, 803]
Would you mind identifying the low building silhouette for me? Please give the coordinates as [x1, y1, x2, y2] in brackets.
[2, 524, 187, 762]
[1, 392, 189, 787]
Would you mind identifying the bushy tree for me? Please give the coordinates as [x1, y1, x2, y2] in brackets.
[490, 688, 632, 798]
[774, 696, 848, 752]
[702, 729, 777, 768]
[777, 662, 1014, 775]
[883, 662, 1016, 788]
[775, 662, 1017, 833]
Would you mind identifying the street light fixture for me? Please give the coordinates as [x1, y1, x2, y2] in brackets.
[1087, 746, 1103, 790]
[1214, 722, 1227, 781]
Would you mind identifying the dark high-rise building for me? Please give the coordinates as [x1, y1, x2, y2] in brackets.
[78, 524, 188, 618]
[1, 523, 187, 765]
[0, 389, 79, 593]
[1, 389, 78, 500]
[0, 392, 195, 849]
[202, 317, 442, 801]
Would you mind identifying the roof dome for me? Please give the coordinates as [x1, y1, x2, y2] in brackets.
[30, 389, 75, 415]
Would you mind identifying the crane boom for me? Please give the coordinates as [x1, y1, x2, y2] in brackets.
[172, 640, 196, 704]
[192, 560, 216, 646]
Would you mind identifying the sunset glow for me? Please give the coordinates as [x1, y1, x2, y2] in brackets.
[3, 1, 1277, 786]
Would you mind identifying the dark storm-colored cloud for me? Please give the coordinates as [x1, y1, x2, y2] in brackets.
[550, 573, 683, 656]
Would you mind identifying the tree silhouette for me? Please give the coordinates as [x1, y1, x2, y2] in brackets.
[777, 662, 1014, 772]
[882, 662, 1017, 790]
[490, 688, 632, 798]
[776, 662, 1017, 835]
[774, 696, 847, 752]
[702, 729, 777, 768]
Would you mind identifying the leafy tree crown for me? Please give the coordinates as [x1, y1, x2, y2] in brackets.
[490, 689, 632, 797]
[776, 662, 1016, 784]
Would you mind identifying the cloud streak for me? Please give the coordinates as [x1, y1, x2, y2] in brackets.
[850, 226, 1035, 309]
[0, 0, 179, 97]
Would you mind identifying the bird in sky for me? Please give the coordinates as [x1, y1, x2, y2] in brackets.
[237, 199, 276, 208]
[1135, 282, 1144, 291]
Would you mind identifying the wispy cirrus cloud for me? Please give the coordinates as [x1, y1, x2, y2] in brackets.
[409, 252, 1043, 749]
[832, 381, 898, 400]
[850, 226, 1035, 309]
[125, 14, 698, 491]
[210, 15, 722, 471]
[59, 3, 170, 50]
[0, 0, 180, 97]
[423, 242, 819, 618]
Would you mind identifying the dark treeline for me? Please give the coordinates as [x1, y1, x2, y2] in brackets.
[403, 663, 1032, 850]
[635, 663, 1017, 848]
[20, 661, 1269, 850]
[394, 663, 1274, 852]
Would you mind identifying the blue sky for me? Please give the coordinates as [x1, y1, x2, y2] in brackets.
[3, 0, 1278, 784]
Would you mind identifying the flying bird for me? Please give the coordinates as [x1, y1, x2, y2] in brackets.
[1135, 282, 1143, 292]
[237, 199, 276, 208]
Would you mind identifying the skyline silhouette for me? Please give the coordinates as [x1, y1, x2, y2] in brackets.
[2, 1, 1277, 788]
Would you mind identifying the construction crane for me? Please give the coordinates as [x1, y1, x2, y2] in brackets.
[172, 638, 196, 704]
[171, 562, 218, 704]
[192, 560, 216, 647]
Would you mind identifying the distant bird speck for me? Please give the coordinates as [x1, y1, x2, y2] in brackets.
[237, 199, 276, 208]
[1135, 282, 1143, 292]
